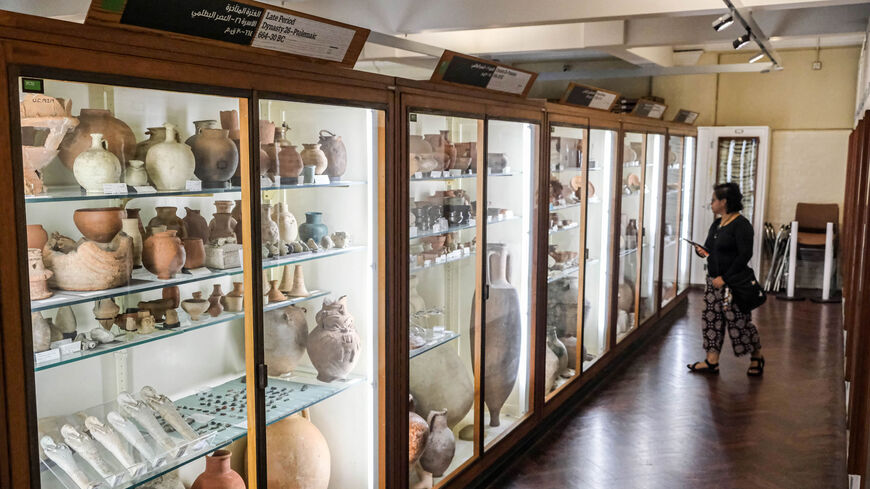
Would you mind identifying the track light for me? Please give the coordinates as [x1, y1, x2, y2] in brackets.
[712, 12, 734, 32]
[733, 32, 751, 50]
[749, 52, 765, 63]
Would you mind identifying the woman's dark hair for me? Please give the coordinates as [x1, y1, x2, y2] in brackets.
[713, 182, 744, 213]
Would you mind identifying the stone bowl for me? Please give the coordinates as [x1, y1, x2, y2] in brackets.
[73, 207, 124, 243]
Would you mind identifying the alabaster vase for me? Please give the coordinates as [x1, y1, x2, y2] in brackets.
[264, 305, 308, 376]
[272, 202, 298, 244]
[73, 133, 122, 193]
[134, 125, 181, 161]
[142, 231, 185, 279]
[266, 414, 330, 489]
[318, 130, 347, 179]
[145, 123, 195, 191]
[43, 233, 133, 291]
[59, 108, 136, 170]
[409, 342, 473, 429]
[191, 449, 245, 489]
[124, 159, 148, 186]
[261, 203, 280, 248]
[469, 243, 521, 427]
[308, 296, 360, 382]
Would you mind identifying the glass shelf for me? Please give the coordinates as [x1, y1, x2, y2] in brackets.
[549, 167, 582, 174]
[409, 331, 460, 359]
[260, 180, 366, 191]
[262, 289, 330, 313]
[410, 215, 521, 241]
[31, 266, 244, 312]
[548, 222, 580, 235]
[24, 185, 243, 204]
[261, 246, 365, 271]
[410, 251, 475, 274]
[549, 202, 582, 212]
[547, 265, 579, 284]
[410, 172, 515, 182]
[34, 310, 245, 372]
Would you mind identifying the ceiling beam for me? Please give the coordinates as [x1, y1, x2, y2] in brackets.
[536, 62, 775, 80]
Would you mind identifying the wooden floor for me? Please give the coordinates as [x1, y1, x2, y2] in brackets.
[489, 290, 847, 489]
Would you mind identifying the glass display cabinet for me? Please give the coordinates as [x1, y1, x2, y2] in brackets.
[15, 74, 256, 489]
[615, 130, 644, 341]
[638, 131, 664, 325]
[678, 135, 697, 295]
[661, 134, 684, 306]
[256, 97, 383, 489]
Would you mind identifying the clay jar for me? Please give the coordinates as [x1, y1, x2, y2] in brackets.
[300, 143, 328, 175]
[32, 312, 51, 353]
[308, 295, 361, 382]
[223, 282, 244, 312]
[124, 160, 149, 186]
[73, 207, 124, 243]
[191, 449, 245, 489]
[181, 292, 209, 320]
[410, 342, 474, 429]
[208, 284, 224, 317]
[266, 414, 330, 489]
[409, 395, 429, 464]
[142, 230, 185, 279]
[163, 285, 180, 308]
[125, 208, 147, 238]
[121, 218, 143, 267]
[420, 409, 455, 477]
[149, 206, 188, 239]
[73, 133, 123, 193]
[183, 238, 206, 269]
[185, 120, 219, 145]
[264, 305, 308, 375]
[28, 249, 53, 300]
[134, 125, 181, 162]
[191, 128, 239, 189]
[298, 212, 328, 243]
[183, 208, 210, 242]
[259, 120, 278, 179]
[231, 200, 243, 244]
[470, 243, 521, 427]
[59, 108, 136, 170]
[209, 213, 237, 241]
[27, 224, 49, 250]
[261, 203, 279, 247]
[272, 202, 298, 243]
[318, 130, 347, 180]
[145, 123, 195, 191]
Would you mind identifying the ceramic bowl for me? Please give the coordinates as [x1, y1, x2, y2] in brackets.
[73, 207, 124, 243]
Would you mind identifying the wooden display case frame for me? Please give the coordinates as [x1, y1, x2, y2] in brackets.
[0, 10, 395, 489]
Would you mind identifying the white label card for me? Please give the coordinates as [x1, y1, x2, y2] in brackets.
[414, 172, 423, 179]
[409, 226, 418, 238]
[185, 180, 202, 192]
[134, 185, 157, 194]
[50, 339, 71, 349]
[486, 67, 532, 95]
[430, 171, 442, 178]
[314, 175, 330, 185]
[102, 183, 128, 194]
[34, 349, 61, 364]
[252, 10, 356, 62]
[590, 91, 617, 110]
[59, 341, 82, 355]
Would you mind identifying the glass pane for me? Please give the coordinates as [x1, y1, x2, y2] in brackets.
[483, 119, 537, 444]
[616, 132, 643, 341]
[639, 133, 664, 324]
[583, 128, 615, 368]
[661, 136, 683, 306]
[257, 100, 380, 489]
[408, 113, 480, 486]
[679, 137, 697, 293]
[716, 137, 758, 223]
[21, 78, 252, 488]
[545, 125, 584, 398]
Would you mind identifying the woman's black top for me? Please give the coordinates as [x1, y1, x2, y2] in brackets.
[704, 215, 754, 282]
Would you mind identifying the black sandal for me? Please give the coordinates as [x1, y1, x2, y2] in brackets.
[687, 360, 719, 374]
[747, 356, 765, 376]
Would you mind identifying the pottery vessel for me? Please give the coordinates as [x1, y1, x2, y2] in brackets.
[409, 342, 474, 428]
[487, 153, 508, 173]
[184, 208, 210, 242]
[272, 202, 298, 243]
[545, 326, 569, 391]
[163, 285, 180, 309]
[134, 126, 181, 162]
[191, 449, 245, 489]
[264, 305, 308, 376]
[73, 133, 122, 193]
[259, 120, 278, 179]
[149, 206, 188, 239]
[209, 213, 237, 241]
[331, 232, 349, 249]
[547, 278, 578, 338]
[125, 208, 147, 239]
[231, 200, 243, 244]
[20, 95, 78, 195]
[298, 212, 328, 243]
[277, 265, 295, 294]
[142, 231, 185, 279]
[453, 142, 477, 171]
[267, 280, 286, 303]
[266, 414, 330, 489]
[470, 243, 521, 427]
[223, 282, 244, 312]
[32, 312, 51, 353]
[192, 128, 239, 188]
[93, 298, 120, 330]
[300, 144, 328, 175]
[28, 248, 53, 300]
[215, 200, 234, 214]
[145, 123, 195, 191]
[220, 110, 241, 141]
[318, 130, 347, 179]
[409, 135, 433, 155]
[207, 286, 224, 317]
[185, 120, 219, 145]
[409, 395, 429, 464]
[181, 292, 209, 321]
[617, 280, 634, 311]
[121, 218, 143, 267]
[59, 108, 136, 170]
[27, 225, 49, 251]
[261, 203, 280, 247]
[561, 335, 578, 370]
[302, 165, 316, 184]
[288, 265, 309, 297]
[74, 207, 124, 243]
[138, 298, 173, 323]
[183, 238, 206, 269]
[424, 131, 456, 170]
[308, 296, 360, 382]
[275, 126, 304, 182]
[124, 160, 149, 186]
[43, 233, 134, 291]
[54, 307, 77, 338]
[420, 409, 455, 477]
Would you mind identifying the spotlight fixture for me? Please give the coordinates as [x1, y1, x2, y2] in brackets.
[749, 52, 765, 63]
[733, 31, 751, 50]
[712, 12, 734, 32]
